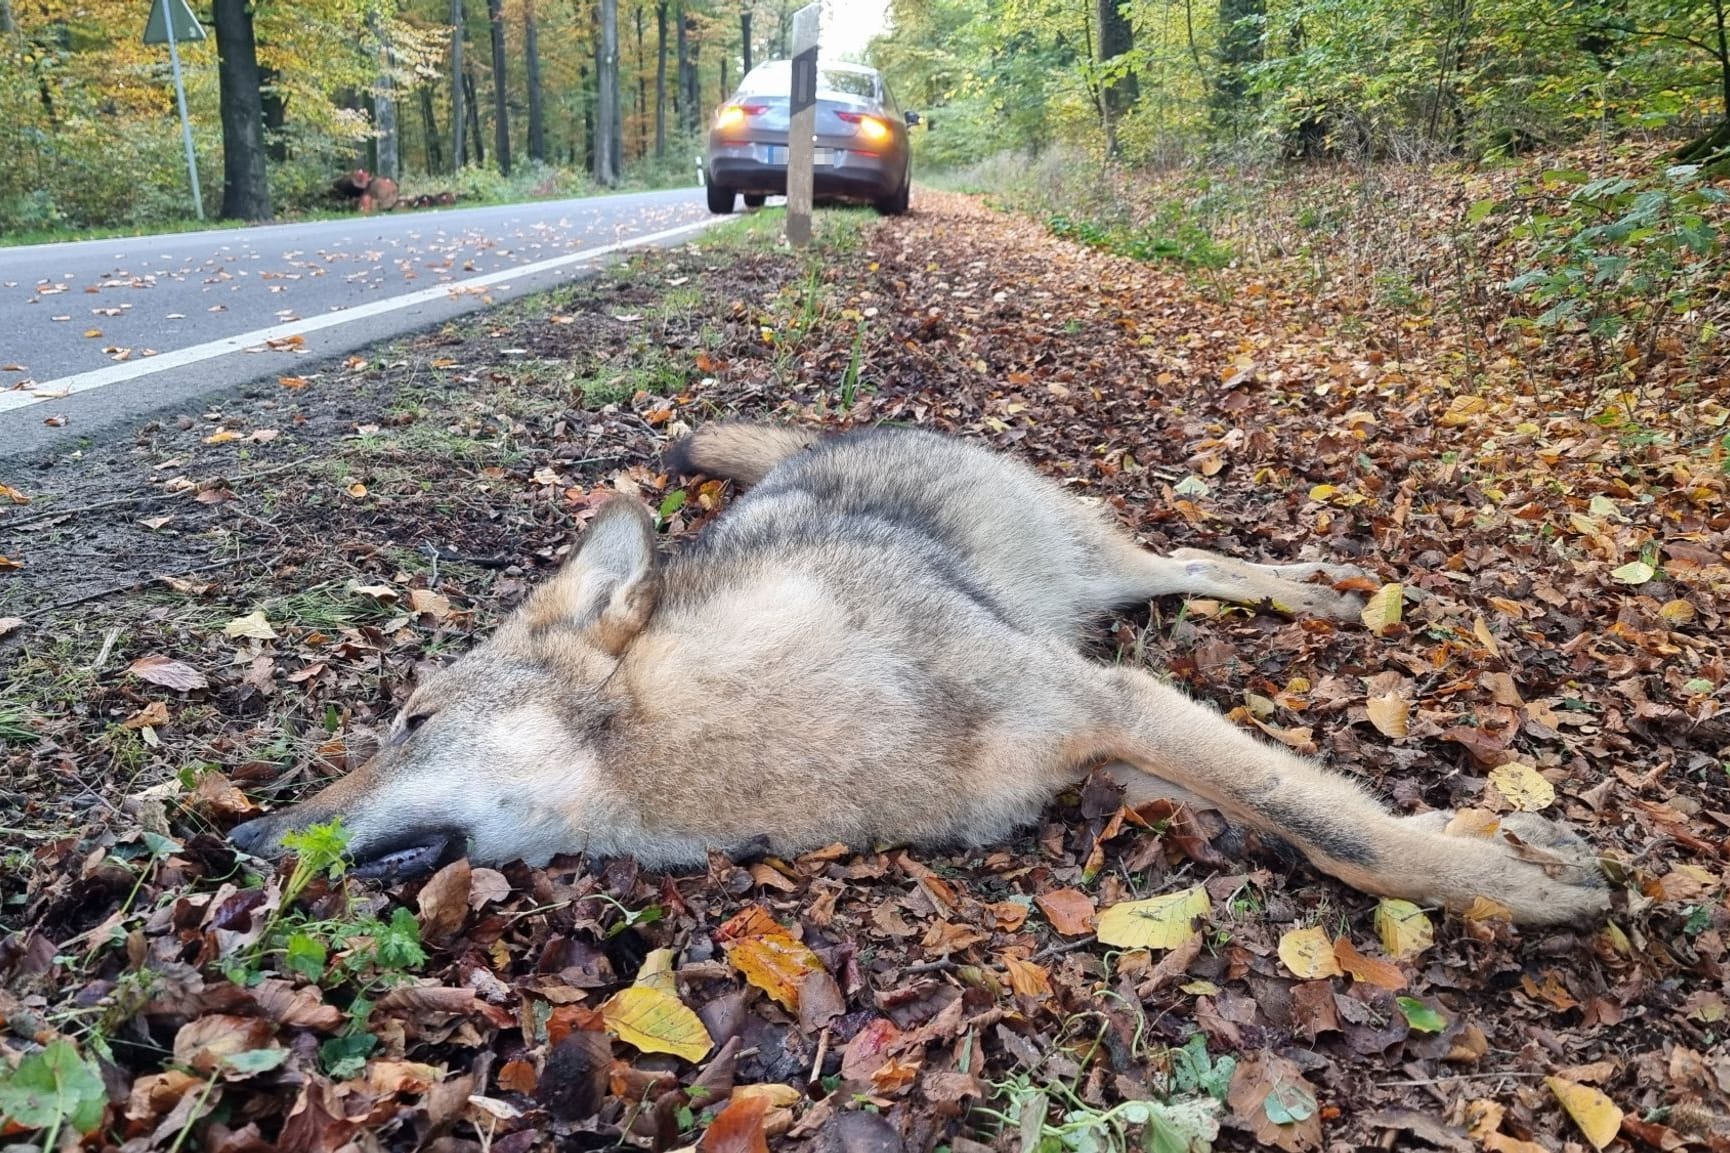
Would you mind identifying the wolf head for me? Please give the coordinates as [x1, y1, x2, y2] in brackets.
[228, 498, 660, 879]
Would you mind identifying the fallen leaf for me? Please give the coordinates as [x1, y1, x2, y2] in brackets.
[1374, 899, 1434, 960]
[724, 931, 826, 1011]
[1365, 693, 1409, 739]
[1545, 1077, 1623, 1150]
[1360, 583, 1404, 634]
[222, 610, 278, 640]
[128, 654, 208, 692]
[1036, 887, 1097, 936]
[1609, 560, 1654, 585]
[597, 985, 712, 1063]
[1333, 937, 1405, 990]
[1487, 763, 1555, 812]
[1278, 926, 1343, 980]
[1096, 884, 1209, 950]
[701, 1091, 769, 1153]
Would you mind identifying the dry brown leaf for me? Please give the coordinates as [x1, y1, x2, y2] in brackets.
[1035, 887, 1097, 936]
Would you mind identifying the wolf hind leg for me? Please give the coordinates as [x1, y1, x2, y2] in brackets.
[1073, 664, 1607, 926]
[1078, 533, 1367, 621]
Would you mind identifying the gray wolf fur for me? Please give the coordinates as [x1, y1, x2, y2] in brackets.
[230, 424, 1608, 925]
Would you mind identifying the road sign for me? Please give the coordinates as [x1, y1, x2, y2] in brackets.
[143, 0, 207, 220]
[143, 0, 205, 44]
[785, 4, 819, 248]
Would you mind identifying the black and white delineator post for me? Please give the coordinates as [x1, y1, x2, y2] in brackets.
[785, 3, 819, 248]
[143, 0, 207, 221]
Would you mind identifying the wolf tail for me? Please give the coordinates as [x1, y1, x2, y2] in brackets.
[665, 423, 821, 487]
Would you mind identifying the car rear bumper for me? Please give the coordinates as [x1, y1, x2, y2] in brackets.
[708, 145, 903, 202]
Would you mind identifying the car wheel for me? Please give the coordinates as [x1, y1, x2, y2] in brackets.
[742, 193, 767, 208]
[706, 181, 736, 215]
[874, 175, 910, 217]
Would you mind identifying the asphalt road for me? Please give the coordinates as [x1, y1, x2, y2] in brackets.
[0, 186, 716, 458]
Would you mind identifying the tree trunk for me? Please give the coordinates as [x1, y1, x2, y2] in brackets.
[525, 0, 545, 162]
[450, 0, 465, 170]
[595, 0, 619, 184]
[684, 15, 700, 133]
[212, 0, 273, 221]
[259, 69, 289, 162]
[1097, 0, 1138, 119]
[741, 7, 753, 74]
[676, 4, 692, 134]
[0, 0, 14, 34]
[464, 69, 485, 165]
[655, 1, 668, 157]
[487, 0, 511, 174]
[420, 84, 444, 173]
[635, 4, 647, 158]
[371, 12, 400, 180]
[1213, 0, 1264, 130]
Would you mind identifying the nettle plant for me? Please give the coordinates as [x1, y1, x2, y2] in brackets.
[1502, 164, 1725, 369]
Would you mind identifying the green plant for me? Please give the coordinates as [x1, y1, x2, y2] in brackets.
[1505, 165, 1724, 370]
[981, 1073, 1223, 1153]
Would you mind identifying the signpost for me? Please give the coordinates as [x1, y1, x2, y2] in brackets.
[143, 0, 206, 221]
[785, 3, 819, 248]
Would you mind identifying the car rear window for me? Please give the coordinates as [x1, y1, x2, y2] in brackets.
[735, 61, 879, 101]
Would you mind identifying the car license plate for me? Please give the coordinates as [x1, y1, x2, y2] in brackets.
[814, 147, 837, 165]
[762, 145, 785, 164]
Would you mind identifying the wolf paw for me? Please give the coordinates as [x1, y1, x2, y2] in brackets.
[1407, 809, 1610, 926]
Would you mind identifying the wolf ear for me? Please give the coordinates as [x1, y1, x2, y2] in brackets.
[519, 497, 660, 654]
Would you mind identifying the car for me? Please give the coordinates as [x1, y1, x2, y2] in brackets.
[704, 59, 918, 217]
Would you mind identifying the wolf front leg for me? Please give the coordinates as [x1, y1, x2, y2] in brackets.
[1079, 665, 1609, 926]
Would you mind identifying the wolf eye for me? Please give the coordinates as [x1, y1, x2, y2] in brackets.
[402, 711, 433, 735]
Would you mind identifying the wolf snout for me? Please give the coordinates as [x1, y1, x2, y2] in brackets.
[228, 814, 285, 857]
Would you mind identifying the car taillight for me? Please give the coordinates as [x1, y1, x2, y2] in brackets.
[714, 103, 767, 130]
[836, 111, 892, 144]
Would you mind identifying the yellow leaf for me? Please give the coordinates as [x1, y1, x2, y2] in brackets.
[1360, 583, 1404, 634]
[347, 483, 368, 498]
[222, 610, 278, 640]
[1439, 394, 1487, 426]
[634, 947, 678, 993]
[1659, 599, 1695, 624]
[1374, 899, 1434, 960]
[1472, 615, 1500, 657]
[1277, 925, 1342, 979]
[732, 1083, 805, 1109]
[599, 985, 712, 1063]
[204, 428, 243, 444]
[1365, 693, 1409, 739]
[1610, 560, 1654, 585]
[1546, 1077, 1623, 1150]
[1308, 483, 1340, 502]
[1095, 885, 1210, 951]
[1487, 763, 1555, 812]
[724, 931, 825, 1011]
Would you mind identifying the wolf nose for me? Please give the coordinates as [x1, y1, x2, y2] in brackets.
[229, 816, 275, 855]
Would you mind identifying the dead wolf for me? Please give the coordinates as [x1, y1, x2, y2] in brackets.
[230, 424, 1608, 925]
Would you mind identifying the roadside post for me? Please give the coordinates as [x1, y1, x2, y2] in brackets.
[143, 0, 206, 221]
[785, 3, 819, 247]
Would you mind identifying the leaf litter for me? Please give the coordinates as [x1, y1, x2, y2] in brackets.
[2, 180, 1729, 1152]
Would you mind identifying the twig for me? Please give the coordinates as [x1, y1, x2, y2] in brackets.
[1, 457, 310, 529]
[1032, 938, 1097, 963]
[26, 553, 278, 618]
[902, 958, 958, 975]
[1377, 1071, 1552, 1088]
[90, 627, 121, 670]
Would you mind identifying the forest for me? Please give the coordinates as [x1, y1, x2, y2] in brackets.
[2, 0, 1726, 235]
[877, 0, 1729, 169]
[0, 0, 810, 233]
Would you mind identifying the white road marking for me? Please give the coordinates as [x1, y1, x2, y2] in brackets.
[0, 216, 720, 414]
